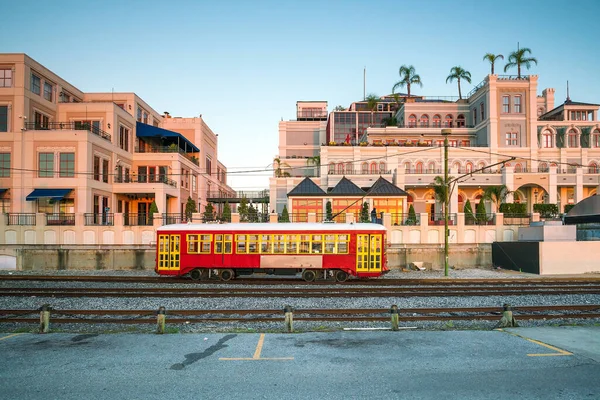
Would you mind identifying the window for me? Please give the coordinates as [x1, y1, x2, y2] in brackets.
[419, 114, 429, 127]
[0, 106, 7, 132]
[514, 96, 521, 113]
[456, 114, 465, 127]
[542, 131, 553, 148]
[328, 163, 335, 174]
[292, 199, 323, 222]
[137, 107, 142, 122]
[472, 109, 477, 125]
[75, 120, 101, 132]
[432, 114, 441, 127]
[505, 131, 518, 146]
[31, 74, 41, 95]
[427, 162, 436, 173]
[480, 103, 485, 121]
[93, 156, 100, 181]
[119, 126, 129, 151]
[568, 130, 578, 148]
[39, 153, 54, 177]
[205, 156, 212, 175]
[0, 153, 10, 177]
[143, 112, 148, 124]
[592, 131, 600, 148]
[192, 174, 197, 192]
[138, 166, 147, 183]
[408, 114, 417, 127]
[215, 234, 233, 254]
[539, 162, 549, 172]
[102, 159, 109, 183]
[34, 111, 49, 129]
[0, 69, 12, 87]
[514, 163, 522, 172]
[43, 82, 53, 102]
[345, 162, 353, 174]
[444, 114, 453, 127]
[361, 162, 368, 174]
[370, 162, 377, 174]
[337, 163, 344, 174]
[379, 162, 386, 174]
[589, 163, 598, 174]
[415, 162, 423, 173]
[502, 95, 510, 113]
[187, 234, 211, 254]
[466, 162, 473, 173]
[59, 153, 75, 177]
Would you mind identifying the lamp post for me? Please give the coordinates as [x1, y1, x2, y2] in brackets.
[441, 128, 452, 277]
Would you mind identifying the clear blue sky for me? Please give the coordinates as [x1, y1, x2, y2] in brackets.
[2, 0, 599, 190]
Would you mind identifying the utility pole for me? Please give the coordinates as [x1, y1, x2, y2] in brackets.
[441, 128, 452, 276]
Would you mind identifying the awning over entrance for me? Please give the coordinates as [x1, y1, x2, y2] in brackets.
[26, 189, 73, 201]
[136, 122, 200, 152]
[0, 189, 7, 195]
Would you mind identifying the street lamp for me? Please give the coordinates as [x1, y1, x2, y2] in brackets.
[441, 128, 452, 277]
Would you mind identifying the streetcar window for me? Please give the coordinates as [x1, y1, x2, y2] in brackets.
[236, 235, 247, 253]
[215, 234, 223, 254]
[299, 235, 310, 254]
[248, 234, 259, 254]
[273, 234, 284, 254]
[286, 234, 298, 253]
[187, 234, 200, 253]
[311, 235, 323, 253]
[338, 234, 349, 254]
[200, 234, 211, 254]
[324, 234, 336, 254]
[260, 235, 271, 253]
[224, 234, 233, 254]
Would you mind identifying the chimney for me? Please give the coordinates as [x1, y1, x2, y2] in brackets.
[163, 111, 171, 118]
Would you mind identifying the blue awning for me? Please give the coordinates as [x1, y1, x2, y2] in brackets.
[0, 189, 7, 195]
[26, 189, 72, 201]
[136, 122, 200, 153]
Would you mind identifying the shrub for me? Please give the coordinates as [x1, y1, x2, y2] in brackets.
[533, 203, 559, 218]
[499, 203, 527, 216]
[279, 205, 290, 222]
[405, 204, 417, 225]
[564, 204, 575, 214]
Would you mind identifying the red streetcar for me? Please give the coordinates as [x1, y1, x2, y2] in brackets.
[155, 222, 387, 282]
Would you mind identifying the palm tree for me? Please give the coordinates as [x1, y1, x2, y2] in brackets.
[392, 65, 422, 98]
[504, 47, 538, 78]
[445, 66, 472, 100]
[482, 53, 504, 74]
[432, 176, 448, 213]
[483, 184, 512, 212]
[273, 157, 291, 178]
[306, 155, 320, 177]
[365, 93, 379, 126]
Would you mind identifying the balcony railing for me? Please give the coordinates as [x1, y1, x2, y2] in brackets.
[162, 213, 187, 225]
[84, 213, 114, 226]
[465, 213, 496, 226]
[206, 190, 268, 199]
[135, 146, 199, 166]
[428, 213, 457, 226]
[123, 213, 154, 226]
[503, 214, 532, 226]
[46, 213, 75, 226]
[391, 213, 420, 226]
[328, 170, 392, 176]
[6, 213, 36, 226]
[114, 175, 177, 188]
[24, 122, 111, 142]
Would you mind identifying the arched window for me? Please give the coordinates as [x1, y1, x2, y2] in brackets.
[416, 162, 423, 174]
[408, 114, 417, 128]
[420, 114, 429, 127]
[589, 162, 598, 174]
[456, 114, 465, 127]
[465, 162, 473, 173]
[539, 162, 548, 172]
[592, 130, 600, 148]
[427, 162, 436, 173]
[542, 130, 554, 148]
[379, 162, 386, 174]
[345, 162, 353, 174]
[361, 162, 368, 174]
[404, 162, 411, 173]
[568, 129, 579, 148]
[444, 114, 453, 127]
[336, 163, 344, 174]
[370, 162, 377, 174]
[478, 161, 486, 171]
[514, 163, 522, 172]
[328, 163, 335, 174]
[452, 161, 461, 173]
[432, 114, 441, 127]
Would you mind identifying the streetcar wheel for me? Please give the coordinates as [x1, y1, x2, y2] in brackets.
[190, 269, 202, 281]
[220, 269, 234, 281]
[302, 269, 316, 282]
[335, 270, 348, 283]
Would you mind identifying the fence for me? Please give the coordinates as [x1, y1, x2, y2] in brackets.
[502, 214, 532, 226]
[428, 213, 458, 226]
[465, 213, 496, 226]
[84, 213, 114, 226]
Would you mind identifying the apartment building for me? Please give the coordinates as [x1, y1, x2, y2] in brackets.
[0, 53, 234, 244]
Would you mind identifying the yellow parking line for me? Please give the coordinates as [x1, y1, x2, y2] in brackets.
[0, 333, 27, 341]
[220, 333, 294, 361]
[497, 329, 572, 357]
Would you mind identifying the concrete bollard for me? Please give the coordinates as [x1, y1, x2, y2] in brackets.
[284, 305, 294, 333]
[38, 304, 52, 334]
[496, 303, 519, 328]
[156, 306, 166, 334]
[390, 305, 399, 331]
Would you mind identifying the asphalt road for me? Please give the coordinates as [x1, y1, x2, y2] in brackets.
[1, 327, 599, 399]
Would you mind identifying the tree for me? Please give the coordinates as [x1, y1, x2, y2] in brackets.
[326, 201, 333, 221]
[333, 105, 347, 111]
[273, 157, 291, 178]
[432, 176, 448, 213]
[247, 203, 258, 222]
[483, 185, 511, 212]
[476, 200, 487, 223]
[149, 201, 158, 223]
[406, 203, 417, 225]
[365, 93, 379, 127]
[504, 47, 538, 78]
[279, 205, 290, 222]
[185, 197, 197, 221]
[463, 199, 475, 224]
[238, 197, 249, 222]
[307, 155, 321, 177]
[482, 53, 504, 75]
[392, 65, 422, 98]
[360, 202, 370, 223]
[446, 66, 472, 100]
[202, 202, 214, 222]
[221, 202, 231, 222]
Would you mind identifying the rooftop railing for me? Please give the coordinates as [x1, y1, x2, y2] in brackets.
[24, 122, 111, 142]
[135, 146, 199, 166]
[114, 175, 177, 188]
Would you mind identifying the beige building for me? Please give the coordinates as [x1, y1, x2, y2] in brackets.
[0, 53, 234, 245]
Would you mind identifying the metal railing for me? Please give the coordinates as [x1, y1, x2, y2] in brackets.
[114, 175, 177, 188]
[161, 213, 187, 225]
[428, 213, 458, 226]
[6, 213, 36, 226]
[206, 190, 269, 199]
[24, 122, 111, 142]
[45, 213, 75, 226]
[466, 78, 488, 98]
[84, 213, 114, 226]
[465, 213, 496, 226]
[328, 170, 392, 176]
[123, 213, 154, 226]
[502, 214, 532, 226]
[135, 146, 199, 166]
[391, 213, 420, 226]
[394, 123, 475, 129]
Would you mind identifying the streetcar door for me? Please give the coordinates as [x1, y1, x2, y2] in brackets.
[214, 233, 233, 267]
[158, 234, 180, 271]
[356, 234, 382, 273]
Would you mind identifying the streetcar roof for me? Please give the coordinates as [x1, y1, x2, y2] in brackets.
[157, 222, 386, 232]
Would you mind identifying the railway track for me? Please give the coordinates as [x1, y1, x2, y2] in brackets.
[1, 305, 599, 324]
[2, 285, 600, 298]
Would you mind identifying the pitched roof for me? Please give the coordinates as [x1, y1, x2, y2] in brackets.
[367, 177, 409, 196]
[329, 177, 366, 196]
[287, 177, 326, 197]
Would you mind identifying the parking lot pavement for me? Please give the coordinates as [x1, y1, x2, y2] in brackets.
[1, 328, 599, 400]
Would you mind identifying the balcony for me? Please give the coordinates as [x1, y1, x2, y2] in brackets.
[328, 170, 392, 176]
[45, 213, 75, 226]
[135, 146, 199, 166]
[24, 122, 111, 142]
[391, 213, 421, 226]
[114, 175, 177, 188]
[5, 213, 36, 226]
[465, 213, 496, 226]
[84, 213, 114, 226]
[123, 213, 154, 226]
[428, 213, 457, 226]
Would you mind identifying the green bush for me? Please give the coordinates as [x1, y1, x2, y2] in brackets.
[279, 205, 290, 222]
[563, 204, 575, 214]
[464, 199, 475, 224]
[499, 203, 527, 215]
[476, 200, 487, 223]
[405, 204, 417, 225]
[326, 201, 333, 221]
[533, 203, 559, 218]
